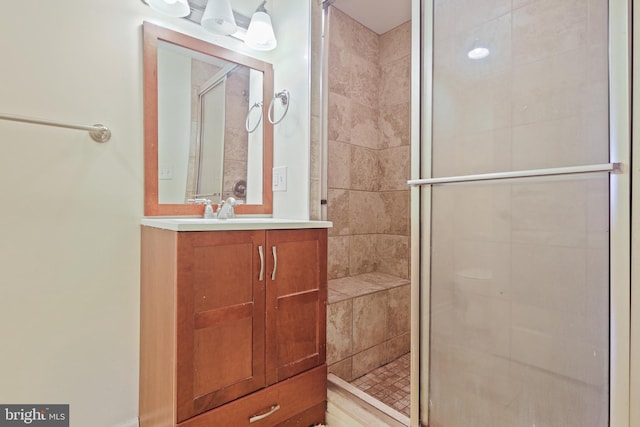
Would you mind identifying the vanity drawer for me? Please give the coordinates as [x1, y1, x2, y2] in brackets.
[177, 365, 327, 427]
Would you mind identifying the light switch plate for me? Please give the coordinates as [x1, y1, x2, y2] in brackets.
[272, 166, 287, 191]
[159, 165, 173, 180]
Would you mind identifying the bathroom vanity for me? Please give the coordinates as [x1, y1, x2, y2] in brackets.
[140, 17, 327, 425]
[139, 218, 330, 427]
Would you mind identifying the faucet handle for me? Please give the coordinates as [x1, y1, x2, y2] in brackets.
[225, 197, 237, 218]
[203, 200, 215, 219]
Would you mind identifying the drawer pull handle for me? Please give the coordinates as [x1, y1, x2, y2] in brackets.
[249, 404, 280, 423]
[271, 246, 278, 281]
[258, 245, 265, 281]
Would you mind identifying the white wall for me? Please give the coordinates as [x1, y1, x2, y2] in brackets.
[0, 2, 146, 426]
[0, 1, 311, 426]
[272, 0, 311, 219]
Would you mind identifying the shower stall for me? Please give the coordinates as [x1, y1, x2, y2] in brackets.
[321, 0, 413, 420]
[321, 0, 635, 425]
[411, 0, 632, 426]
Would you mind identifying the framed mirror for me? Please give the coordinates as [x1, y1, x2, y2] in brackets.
[143, 21, 273, 216]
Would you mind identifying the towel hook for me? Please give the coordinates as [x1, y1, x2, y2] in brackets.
[268, 90, 290, 125]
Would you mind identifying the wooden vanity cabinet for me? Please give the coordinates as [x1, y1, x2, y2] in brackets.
[265, 229, 327, 384]
[140, 226, 327, 427]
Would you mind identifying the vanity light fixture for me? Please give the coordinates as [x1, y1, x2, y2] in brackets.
[245, 1, 277, 51]
[147, 0, 190, 17]
[201, 0, 238, 35]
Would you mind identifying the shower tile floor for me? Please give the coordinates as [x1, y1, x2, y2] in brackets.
[350, 352, 411, 417]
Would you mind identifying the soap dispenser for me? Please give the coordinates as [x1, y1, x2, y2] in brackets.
[203, 200, 215, 219]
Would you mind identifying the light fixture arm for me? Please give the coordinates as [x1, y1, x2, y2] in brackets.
[255, 1, 267, 13]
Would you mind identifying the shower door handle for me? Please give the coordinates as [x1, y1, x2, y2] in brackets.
[407, 162, 621, 187]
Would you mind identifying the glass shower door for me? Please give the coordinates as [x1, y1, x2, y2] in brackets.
[428, 176, 609, 426]
[417, 0, 626, 425]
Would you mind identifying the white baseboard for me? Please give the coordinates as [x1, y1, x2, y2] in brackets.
[112, 418, 139, 427]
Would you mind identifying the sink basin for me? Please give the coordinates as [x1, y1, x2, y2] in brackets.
[141, 217, 332, 231]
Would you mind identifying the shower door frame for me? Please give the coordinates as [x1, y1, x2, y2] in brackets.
[408, 0, 634, 426]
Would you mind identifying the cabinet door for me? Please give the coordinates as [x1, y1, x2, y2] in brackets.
[265, 229, 327, 384]
[176, 230, 266, 422]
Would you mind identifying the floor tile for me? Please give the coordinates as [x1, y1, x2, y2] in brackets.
[350, 352, 410, 417]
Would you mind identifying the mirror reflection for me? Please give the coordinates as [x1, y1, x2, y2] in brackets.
[157, 41, 263, 205]
[143, 22, 273, 216]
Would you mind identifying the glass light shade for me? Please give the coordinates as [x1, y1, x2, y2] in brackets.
[201, 0, 237, 35]
[148, 0, 190, 17]
[245, 11, 277, 51]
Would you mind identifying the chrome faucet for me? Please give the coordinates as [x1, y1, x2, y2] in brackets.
[216, 197, 237, 219]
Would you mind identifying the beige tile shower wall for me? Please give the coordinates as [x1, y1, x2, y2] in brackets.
[326, 7, 411, 281]
[327, 276, 411, 381]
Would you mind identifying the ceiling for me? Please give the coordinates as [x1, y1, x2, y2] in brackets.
[330, 0, 412, 34]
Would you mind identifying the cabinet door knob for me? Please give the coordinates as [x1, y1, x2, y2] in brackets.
[271, 246, 278, 281]
[249, 404, 280, 423]
[258, 245, 265, 281]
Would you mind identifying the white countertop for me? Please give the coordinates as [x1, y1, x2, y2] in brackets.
[141, 217, 333, 231]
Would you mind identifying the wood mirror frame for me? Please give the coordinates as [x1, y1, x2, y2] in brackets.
[143, 21, 273, 216]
